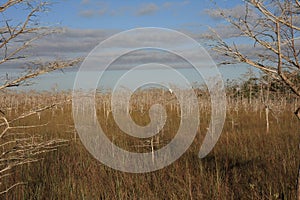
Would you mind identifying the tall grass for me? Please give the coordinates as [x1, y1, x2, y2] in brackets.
[1, 89, 299, 199]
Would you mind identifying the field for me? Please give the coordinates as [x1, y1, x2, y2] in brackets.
[0, 89, 300, 199]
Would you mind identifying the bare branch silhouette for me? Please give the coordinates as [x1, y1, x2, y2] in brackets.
[0, 0, 82, 194]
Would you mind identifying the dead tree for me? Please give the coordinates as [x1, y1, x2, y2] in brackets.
[0, 0, 81, 194]
[209, 0, 300, 110]
[208, 0, 300, 199]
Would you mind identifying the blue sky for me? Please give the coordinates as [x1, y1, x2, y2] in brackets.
[30, 0, 243, 30]
[3, 0, 248, 63]
[2, 0, 256, 91]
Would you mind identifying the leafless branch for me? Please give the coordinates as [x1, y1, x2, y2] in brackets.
[211, 1, 300, 197]
[0, 0, 82, 195]
[0, 182, 25, 195]
[211, 0, 300, 100]
[0, 58, 82, 90]
[249, 0, 300, 31]
[0, 0, 24, 12]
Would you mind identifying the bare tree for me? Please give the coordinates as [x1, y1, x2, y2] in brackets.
[209, 0, 299, 108]
[0, 0, 81, 194]
[208, 0, 300, 198]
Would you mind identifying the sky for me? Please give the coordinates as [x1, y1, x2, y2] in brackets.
[2, 0, 247, 62]
[37, 0, 241, 30]
[2, 0, 256, 91]
[5, 0, 244, 31]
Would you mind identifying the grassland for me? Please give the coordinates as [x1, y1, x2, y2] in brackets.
[0, 89, 299, 199]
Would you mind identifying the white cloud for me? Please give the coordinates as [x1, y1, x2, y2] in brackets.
[162, 1, 190, 9]
[78, 1, 108, 18]
[204, 4, 258, 21]
[136, 3, 159, 16]
[162, 2, 173, 8]
[98, 8, 107, 16]
[78, 10, 96, 18]
[78, 1, 190, 18]
[81, 0, 90, 5]
[3, 28, 216, 70]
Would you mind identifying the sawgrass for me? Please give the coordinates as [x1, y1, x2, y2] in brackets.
[1, 89, 299, 199]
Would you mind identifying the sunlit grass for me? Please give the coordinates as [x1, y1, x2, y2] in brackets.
[1, 89, 299, 199]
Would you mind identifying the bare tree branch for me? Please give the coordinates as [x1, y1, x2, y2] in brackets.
[0, 182, 25, 195]
[210, 1, 300, 197]
[211, 0, 300, 100]
[276, 20, 300, 97]
[249, 0, 300, 31]
[0, 0, 82, 195]
[0, 58, 82, 90]
[0, 0, 24, 12]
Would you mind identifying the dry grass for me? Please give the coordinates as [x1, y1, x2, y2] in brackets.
[0, 89, 299, 199]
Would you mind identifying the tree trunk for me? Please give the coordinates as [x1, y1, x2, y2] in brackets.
[297, 164, 300, 200]
[295, 107, 300, 120]
[296, 107, 300, 200]
[265, 105, 270, 133]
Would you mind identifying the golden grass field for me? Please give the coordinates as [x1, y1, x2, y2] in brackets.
[1, 89, 300, 199]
